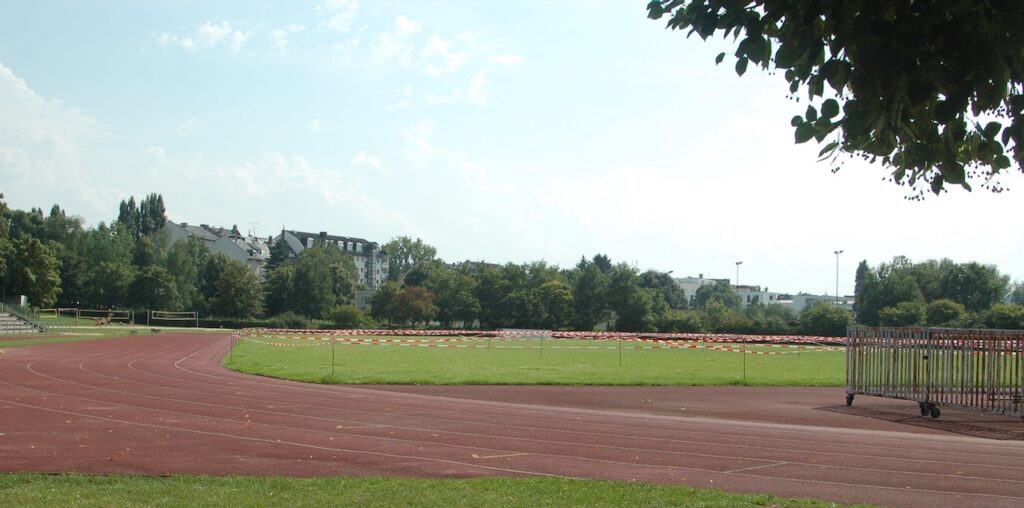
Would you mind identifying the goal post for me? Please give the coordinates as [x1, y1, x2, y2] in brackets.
[79, 308, 132, 326]
[149, 310, 199, 328]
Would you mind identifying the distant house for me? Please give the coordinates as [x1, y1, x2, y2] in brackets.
[164, 221, 227, 249]
[163, 221, 271, 278]
[212, 234, 271, 278]
[274, 230, 389, 290]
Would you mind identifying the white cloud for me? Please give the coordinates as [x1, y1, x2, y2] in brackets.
[491, 53, 524, 67]
[309, 118, 321, 133]
[157, 21, 253, 54]
[351, 150, 389, 175]
[370, 16, 422, 68]
[467, 68, 490, 105]
[319, 0, 360, 32]
[0, 61, 118, 219]
[420, 35, 468, 76]
[272, 24, 306, 52]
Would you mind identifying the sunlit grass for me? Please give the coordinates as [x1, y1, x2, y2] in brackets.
[225, 336, 845, 386]
[0, 474, 866, 508]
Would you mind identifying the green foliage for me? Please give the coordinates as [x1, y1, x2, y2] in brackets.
[925, 299, 966, 326]
[855, 256, 1008, 325]
[693, 280, 740, 310]
[209, 260, 263, 319]
[384, 235, 437, 282]
[878, 301, 926, 327]
[267, 311, 311, 329]
[392, 286, 438, 326]
[656, 310, 703, 333]
[5, 236, 62, 308]
[639, 270, 687, 309]
[985, 304, 1024, 330]
[128, 265, 180, 311]
[368, 280, 400, 324]
[538, 279, 574, 329]
[799, 303, 851, 337]
[424, 266, 479, 327]
[263, 264, 295, 317]
[648, 1, 1024, 195]
[165, 238, 207, 311]
[82, 261, 134, 309]
[116, 193, 166, 240]
[570, 258, 610, 330]
[328, 304, 374, 329]
[1010, 282, 1024, 305]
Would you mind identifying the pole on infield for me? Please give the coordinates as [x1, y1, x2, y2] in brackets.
[618, 338, 622, 366]
[331, 336, 336, 379]
[742, 336, 747, 384]
[147, 309, 150, 327]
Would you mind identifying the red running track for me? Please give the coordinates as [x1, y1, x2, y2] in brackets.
[1, 333, 1022, 508]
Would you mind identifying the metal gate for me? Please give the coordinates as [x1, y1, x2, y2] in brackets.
[846, 327, 1024, 419]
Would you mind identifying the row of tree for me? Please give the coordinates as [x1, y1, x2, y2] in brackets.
[3, 194, 1021, 333]
[855, 257, 1024, 329]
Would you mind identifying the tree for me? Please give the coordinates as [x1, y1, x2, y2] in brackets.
[799, 303, 851, 337]
[263, 264, 296, 317]
[128, 265, 180, 311]
[693, 280, 740, 310]
[538, 279, 574, 329]
[648, 1, 1024, 195]
[209, 260, 263, 319]
[369, 280, 400, 324]
[82, 262, 134, 309]
[5, 236, 62, 308]
[116, 194, 166, 240]
[639, 270, 687, 309]
[426, 267, 480, 327]
[878, 301, 926, 327]
[165, 238, 208, 311]
[264, 236, 292, 273]
[1010, 282, 1024, 305]
[570, 260, 610, 330]
[925, 299, 966, 327]
[937, 262, 1009, 312]
[986, 304, 1024, 330]
[383, 236, 437, 282]
[199, 253, 234, 307]
[287, 243, 359, 319]
[392, 286, 437, 326]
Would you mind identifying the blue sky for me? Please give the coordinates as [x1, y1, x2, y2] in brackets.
[1, 1, 1021, 296]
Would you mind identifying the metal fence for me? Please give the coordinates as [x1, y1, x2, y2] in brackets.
[846, 327, 1024, 419]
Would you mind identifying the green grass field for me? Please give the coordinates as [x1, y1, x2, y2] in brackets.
[225, 335, 845, 386]
[0, 473, 865, 507]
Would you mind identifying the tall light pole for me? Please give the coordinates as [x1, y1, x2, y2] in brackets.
[834, 250, 844, 305]
[735, 261, 743, 288]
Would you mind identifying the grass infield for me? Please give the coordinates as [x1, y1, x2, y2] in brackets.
[225, 335, 845, 386]
[0, 474, 866, 507]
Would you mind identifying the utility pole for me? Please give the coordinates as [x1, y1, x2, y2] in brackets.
[735, 261, 743, 288]
[834, 249, 844, 305]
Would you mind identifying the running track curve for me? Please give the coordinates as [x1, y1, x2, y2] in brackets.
[1, 333, 1023, 508]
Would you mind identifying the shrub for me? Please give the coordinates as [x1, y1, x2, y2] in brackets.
[799, 303, 851, 337]
[268, 311, 312, 329]
[326, 305, 374, 329]
[986, 304, 1024, 330]
[878, 301, 926, 327]
[925, 299, 966, 326]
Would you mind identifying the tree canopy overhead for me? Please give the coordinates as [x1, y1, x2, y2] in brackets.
[648, 1, 1024, 196]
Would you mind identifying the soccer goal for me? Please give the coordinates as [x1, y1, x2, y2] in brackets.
[149, 310, 199, 328]
[80, 308, 133, 326]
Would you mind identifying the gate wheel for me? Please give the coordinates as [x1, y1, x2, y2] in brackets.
[929, 405, 941, 419]
[919, 403, 929, 416]
[845, 394, 854, 407]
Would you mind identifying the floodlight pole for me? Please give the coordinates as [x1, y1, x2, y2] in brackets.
[735, 261, 743, 289]
[834, 250, 844, 305]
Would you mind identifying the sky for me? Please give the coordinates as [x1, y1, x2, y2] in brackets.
[1, 1, 1021, 297]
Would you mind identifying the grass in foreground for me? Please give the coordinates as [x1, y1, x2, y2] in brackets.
[0, 474, 866, 508]
[225, 336, 845, 386]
